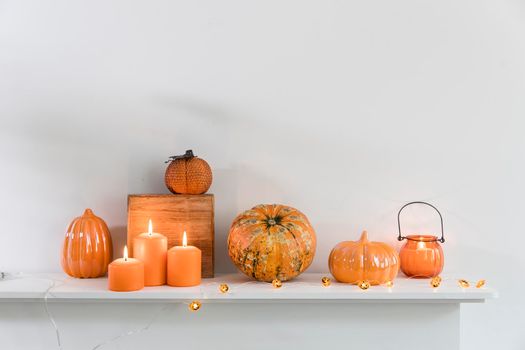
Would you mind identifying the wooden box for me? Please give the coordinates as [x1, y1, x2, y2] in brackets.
[127, 194, 214, 278]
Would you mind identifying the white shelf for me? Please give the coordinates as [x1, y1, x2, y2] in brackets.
[0, 273, 497, 303]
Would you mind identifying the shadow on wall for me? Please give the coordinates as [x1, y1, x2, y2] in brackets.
[150, 94, 298, 274]
[109, 226, 127, 260]
[212, 165, 289, 273]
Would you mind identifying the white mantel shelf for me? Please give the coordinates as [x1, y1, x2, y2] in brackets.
[0, 273, 496, 303]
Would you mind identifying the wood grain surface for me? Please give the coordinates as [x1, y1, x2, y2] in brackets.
[127, 194, 214, 278]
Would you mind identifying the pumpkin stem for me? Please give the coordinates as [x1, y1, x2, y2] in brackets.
[360, 230, 368, 242]
[83, 208, 94, 216]
[165, 150, 195, 163]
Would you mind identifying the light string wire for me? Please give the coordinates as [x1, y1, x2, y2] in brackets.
[43, 278, 65, 350]
[89, 280, 256, 350]
[0, 273, 258, 350]
[0, 272, 66, 350]
[90, 303, 172, 350]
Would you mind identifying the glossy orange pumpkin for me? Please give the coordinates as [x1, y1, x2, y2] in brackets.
[329, 231, 399, 285]
[61, 209, 113, 278]
[227, 204, 316, 282]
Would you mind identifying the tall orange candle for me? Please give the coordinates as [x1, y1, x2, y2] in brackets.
[133, 220, 167, 286]
[108, 246, 144, 292]
[167, 231, 201, 287]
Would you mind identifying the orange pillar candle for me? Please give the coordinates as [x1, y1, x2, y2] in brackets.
[167, 231, 201, 287]
[133, 220, 168, 286]
[108, 246, 144, 292]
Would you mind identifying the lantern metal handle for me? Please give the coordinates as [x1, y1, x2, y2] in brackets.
[397, 201, 445, 243]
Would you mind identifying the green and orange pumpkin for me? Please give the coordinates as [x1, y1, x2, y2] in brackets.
[227, 204, 316, 282]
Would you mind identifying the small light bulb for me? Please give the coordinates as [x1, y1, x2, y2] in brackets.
[321, 276, 331, 287]
[358, 280, 370, 290]
[219, 284, 229, 293]
[385, 281, 394, 288]
[189, 300, 201, 311]
[458, 279, 470, 288]
[272, 279, 282, 288]
[476, 279, 486, 288]
[430, 276, 441, 288]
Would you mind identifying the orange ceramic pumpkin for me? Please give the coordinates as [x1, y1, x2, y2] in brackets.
[165, 150, 212, 195]
[61, 209, 113, 278]
[329, 231, 399, 285]
[228, 204, 316, 282]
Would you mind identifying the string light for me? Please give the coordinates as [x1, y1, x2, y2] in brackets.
[188, 300, 201, 311]
[321, 276, 331, 287]
[476, 280, 486, 288]
[385, 281, 394, 288]
[272, 279, 282, 288]
[430, 276, 442, 288]
[357, 280, 370, 290]
[458, 279, 470, 288]
[219, 283, 229, 293]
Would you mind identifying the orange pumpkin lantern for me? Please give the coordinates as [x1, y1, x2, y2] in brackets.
[165, 150, 212, 195]
[61, 209, 113, 278]
[397, 201, 445, 278]
[329, 231, 399, 285]
[227, 204, 316, 282]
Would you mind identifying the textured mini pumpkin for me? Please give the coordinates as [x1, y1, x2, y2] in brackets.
[61, 209, 113, 278]
[165, 150, 212, 195]
[228, 204, 316, 282]
[329, 231, 399, 285]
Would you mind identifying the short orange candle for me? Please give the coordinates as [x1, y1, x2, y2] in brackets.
[133, 220, 167, 286]
[108, 246, 144, 292]
[167, 231, 201, 287]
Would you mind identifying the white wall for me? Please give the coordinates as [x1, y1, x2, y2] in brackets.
[1, 0, 524, 348]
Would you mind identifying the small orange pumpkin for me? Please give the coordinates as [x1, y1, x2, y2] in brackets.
[61, 209, 113, 278]
[329, 231, 399, 285]
[165, 150, 212, 195]
[227, 204, 316, 282]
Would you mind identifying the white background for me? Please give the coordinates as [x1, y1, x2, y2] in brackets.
[1, 0, 524, 348]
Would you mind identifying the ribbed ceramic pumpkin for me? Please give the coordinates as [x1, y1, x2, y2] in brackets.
[329, 231, 399, 285]
[165, 150, 212, 195]
[228, 204, 316, 282]
[61, 209, 113, 278]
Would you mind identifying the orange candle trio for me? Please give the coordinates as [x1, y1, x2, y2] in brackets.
[108, 220, 201, 291]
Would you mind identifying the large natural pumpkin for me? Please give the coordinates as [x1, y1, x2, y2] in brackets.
[61, 209, 113, 278]
[329, 231, 399, 285]
[228, 204, 316, 282]
[165, 150, 212, 195]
